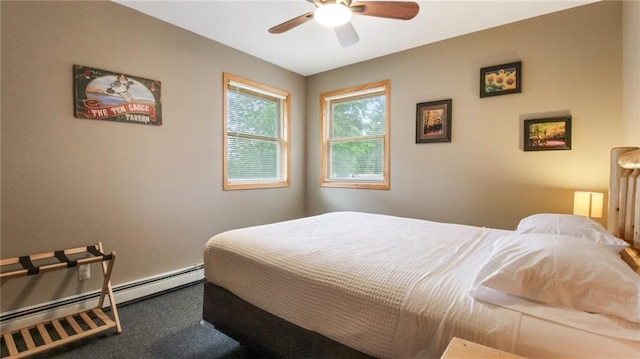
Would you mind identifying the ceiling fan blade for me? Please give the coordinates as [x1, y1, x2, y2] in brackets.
[351, 1, 419, 20]
[334, 22, 359, 47]
[269, 12, 315, 34]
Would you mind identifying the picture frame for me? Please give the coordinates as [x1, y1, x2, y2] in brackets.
[480, 61, 521, 98]
[416, 99, 452, 143]
[74, 65, 162, 126]
[523, 116, 572, 151]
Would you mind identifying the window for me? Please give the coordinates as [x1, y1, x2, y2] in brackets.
[321, 80, 390, 189]
[223, 73, 290, 190]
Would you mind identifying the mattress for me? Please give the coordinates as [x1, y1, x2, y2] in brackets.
[204, 211, 640, 358]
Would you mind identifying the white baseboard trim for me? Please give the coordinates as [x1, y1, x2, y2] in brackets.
[0, 264, 204, 333]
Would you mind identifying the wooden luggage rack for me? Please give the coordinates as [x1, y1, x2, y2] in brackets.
[0, 242, 121, 358]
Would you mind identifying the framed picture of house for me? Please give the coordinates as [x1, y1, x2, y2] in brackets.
[523, 116, 572, 151]
[416, 99, 452, 143]
[480, 61, 521, 98]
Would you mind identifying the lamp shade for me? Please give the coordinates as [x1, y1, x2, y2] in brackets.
[315, 4, 352, 27]
[573, 191, 603, 218]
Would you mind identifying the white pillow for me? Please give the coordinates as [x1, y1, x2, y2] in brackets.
[474, 233, 640, 323]
[516, 213, 629, 253]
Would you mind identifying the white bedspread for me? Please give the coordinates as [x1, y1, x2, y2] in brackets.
[205, 212, 518, 357]
[204, 212, 640, 358]
[392, 224, 520, 357]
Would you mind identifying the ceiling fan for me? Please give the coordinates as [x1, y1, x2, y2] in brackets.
[268, 0, 419, 47]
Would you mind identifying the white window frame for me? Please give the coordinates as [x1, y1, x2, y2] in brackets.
[223, 72, 290, 190]
[320, 80, 390, 190]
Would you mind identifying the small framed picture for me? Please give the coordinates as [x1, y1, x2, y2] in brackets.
[416, 99, 452, 143]
[480, 61, 521, 98]
[523, 116, 572, 151]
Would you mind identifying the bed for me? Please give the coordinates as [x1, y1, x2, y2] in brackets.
[202, 147, 640, 358]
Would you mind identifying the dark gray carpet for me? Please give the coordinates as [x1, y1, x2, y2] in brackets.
[31, 283, 249, 359]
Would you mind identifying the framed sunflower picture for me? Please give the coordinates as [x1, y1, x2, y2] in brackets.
[480, 61, 521, 98]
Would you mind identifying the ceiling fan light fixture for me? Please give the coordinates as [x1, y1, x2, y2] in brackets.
[314, 4, 352, 27]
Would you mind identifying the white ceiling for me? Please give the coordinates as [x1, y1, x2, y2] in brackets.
[113, 0, 597, 76]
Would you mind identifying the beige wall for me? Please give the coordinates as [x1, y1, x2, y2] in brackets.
[623, 0, 640, 144]
[306, 1, 623, 229]
[0, 1, 3, 252]
[0, 1, 306, 311]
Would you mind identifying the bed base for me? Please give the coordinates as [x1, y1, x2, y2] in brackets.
[202, 282, 373, 359]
